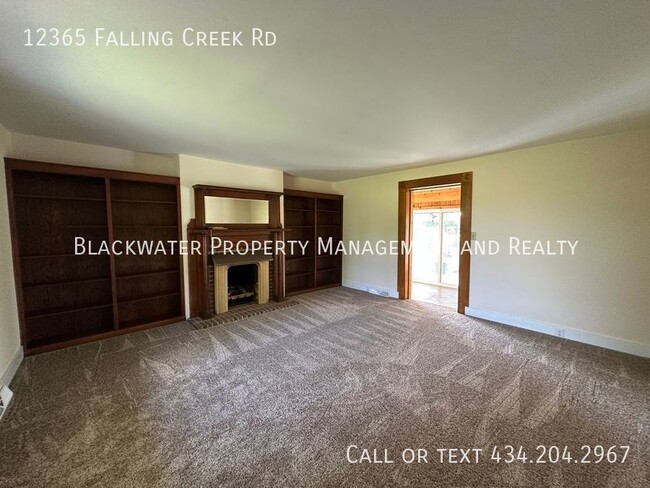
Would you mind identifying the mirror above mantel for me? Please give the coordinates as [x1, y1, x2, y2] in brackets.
[204, 196, 269, 225]
[193, 184, 282, 229]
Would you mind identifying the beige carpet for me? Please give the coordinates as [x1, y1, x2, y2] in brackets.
[0, 287, 648, 487]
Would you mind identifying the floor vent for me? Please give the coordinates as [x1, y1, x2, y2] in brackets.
[368, 288, 390, 297]
[0, 385, 14, 421]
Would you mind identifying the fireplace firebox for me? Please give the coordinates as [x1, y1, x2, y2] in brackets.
[211, 253, 271, 314]
[227, 264, 258, 306]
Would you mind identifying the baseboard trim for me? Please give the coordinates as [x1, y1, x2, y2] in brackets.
[342, 280, 399, 299]
[0, 345, 24, 389]
[465, 307, 649, 358]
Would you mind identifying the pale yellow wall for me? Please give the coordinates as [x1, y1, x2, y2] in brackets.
[0, 124, 21, 385]
[9, 133, 179, 176]
[179, 154, 284, 224]
[283, 174, 337, 194]
[178, 154, 285, 314]
[334, 129, 650, 348]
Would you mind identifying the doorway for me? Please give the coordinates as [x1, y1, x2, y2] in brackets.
[411, 195, 461, 308]
[397, 172, 472, 313]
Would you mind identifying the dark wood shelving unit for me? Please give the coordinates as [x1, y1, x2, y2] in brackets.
[5, 159, 185, 354]
[283, 189, 343, 296]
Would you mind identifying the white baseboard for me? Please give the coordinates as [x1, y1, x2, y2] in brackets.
[465, 307, 649, 358]
[0, 345, 24, 389]
[342, 280, 399, 299]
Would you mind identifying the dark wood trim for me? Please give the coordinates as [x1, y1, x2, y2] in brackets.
[285, 282, 340, 297]
[194, 184, 283, 196]
[272, 232, 281, 296]
[193, 184, 282, 229]
[397, 172, 473, 313]
[397, 183, 412, 300]
[4, 158, 180, 185]
[104, 178, 120, 330]
[458, 175, 473, 310]
[176, 184, 187, 319]
[398, 173, 469, 191]
[4, 161, 28, 349]
[187, 220, 201, 317]
[283, 188, 343, 200]
[202, 223, 280, 230]
[312, 198, 318, 289]
[24, 315, 185, 356]
[207, 227, 286, 234]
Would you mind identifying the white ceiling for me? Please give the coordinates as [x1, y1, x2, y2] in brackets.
[1, 1, 649, 181]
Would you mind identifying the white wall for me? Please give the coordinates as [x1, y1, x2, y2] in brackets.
[334, 129, 650, 353]
[0, 124, 22, 387]
[178, 154, 285, 313]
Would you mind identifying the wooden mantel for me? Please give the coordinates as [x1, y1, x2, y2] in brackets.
[187, 185, 285, 318]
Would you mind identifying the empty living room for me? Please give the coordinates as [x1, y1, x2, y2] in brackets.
[0, 1, 649, 487]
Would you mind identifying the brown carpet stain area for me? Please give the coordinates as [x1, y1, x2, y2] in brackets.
[0, 287, 648, 487]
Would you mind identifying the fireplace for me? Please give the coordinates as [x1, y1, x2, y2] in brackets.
[211, 253, 271, 314]
[187, 184, 285, 319]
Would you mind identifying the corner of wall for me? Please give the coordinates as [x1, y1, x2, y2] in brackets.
[0, 123, 23, 389]
[0, 346, 24, 389]
[0, 123, 11, 154]
[283, 173, 337, 194]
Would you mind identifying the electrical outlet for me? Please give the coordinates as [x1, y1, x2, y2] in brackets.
[471, 232, 477, 241]
[554, 328, 565, 338]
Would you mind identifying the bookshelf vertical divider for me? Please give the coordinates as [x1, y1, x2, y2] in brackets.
[105, 178, 120, 330]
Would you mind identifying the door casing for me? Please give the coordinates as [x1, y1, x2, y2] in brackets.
[397, 172, 473, 313]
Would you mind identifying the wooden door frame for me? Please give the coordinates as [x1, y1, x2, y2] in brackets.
[397, 172, 473, 313]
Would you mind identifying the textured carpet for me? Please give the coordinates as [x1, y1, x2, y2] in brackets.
[190, 299, 299, 329]
[0, 287, 648, 487]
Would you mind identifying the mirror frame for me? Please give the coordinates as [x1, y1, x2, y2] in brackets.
[193, 185, 282, 229]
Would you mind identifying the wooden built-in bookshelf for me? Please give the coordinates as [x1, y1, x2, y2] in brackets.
[5, 159, 185, 354]
[283, 189, 342, 295]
